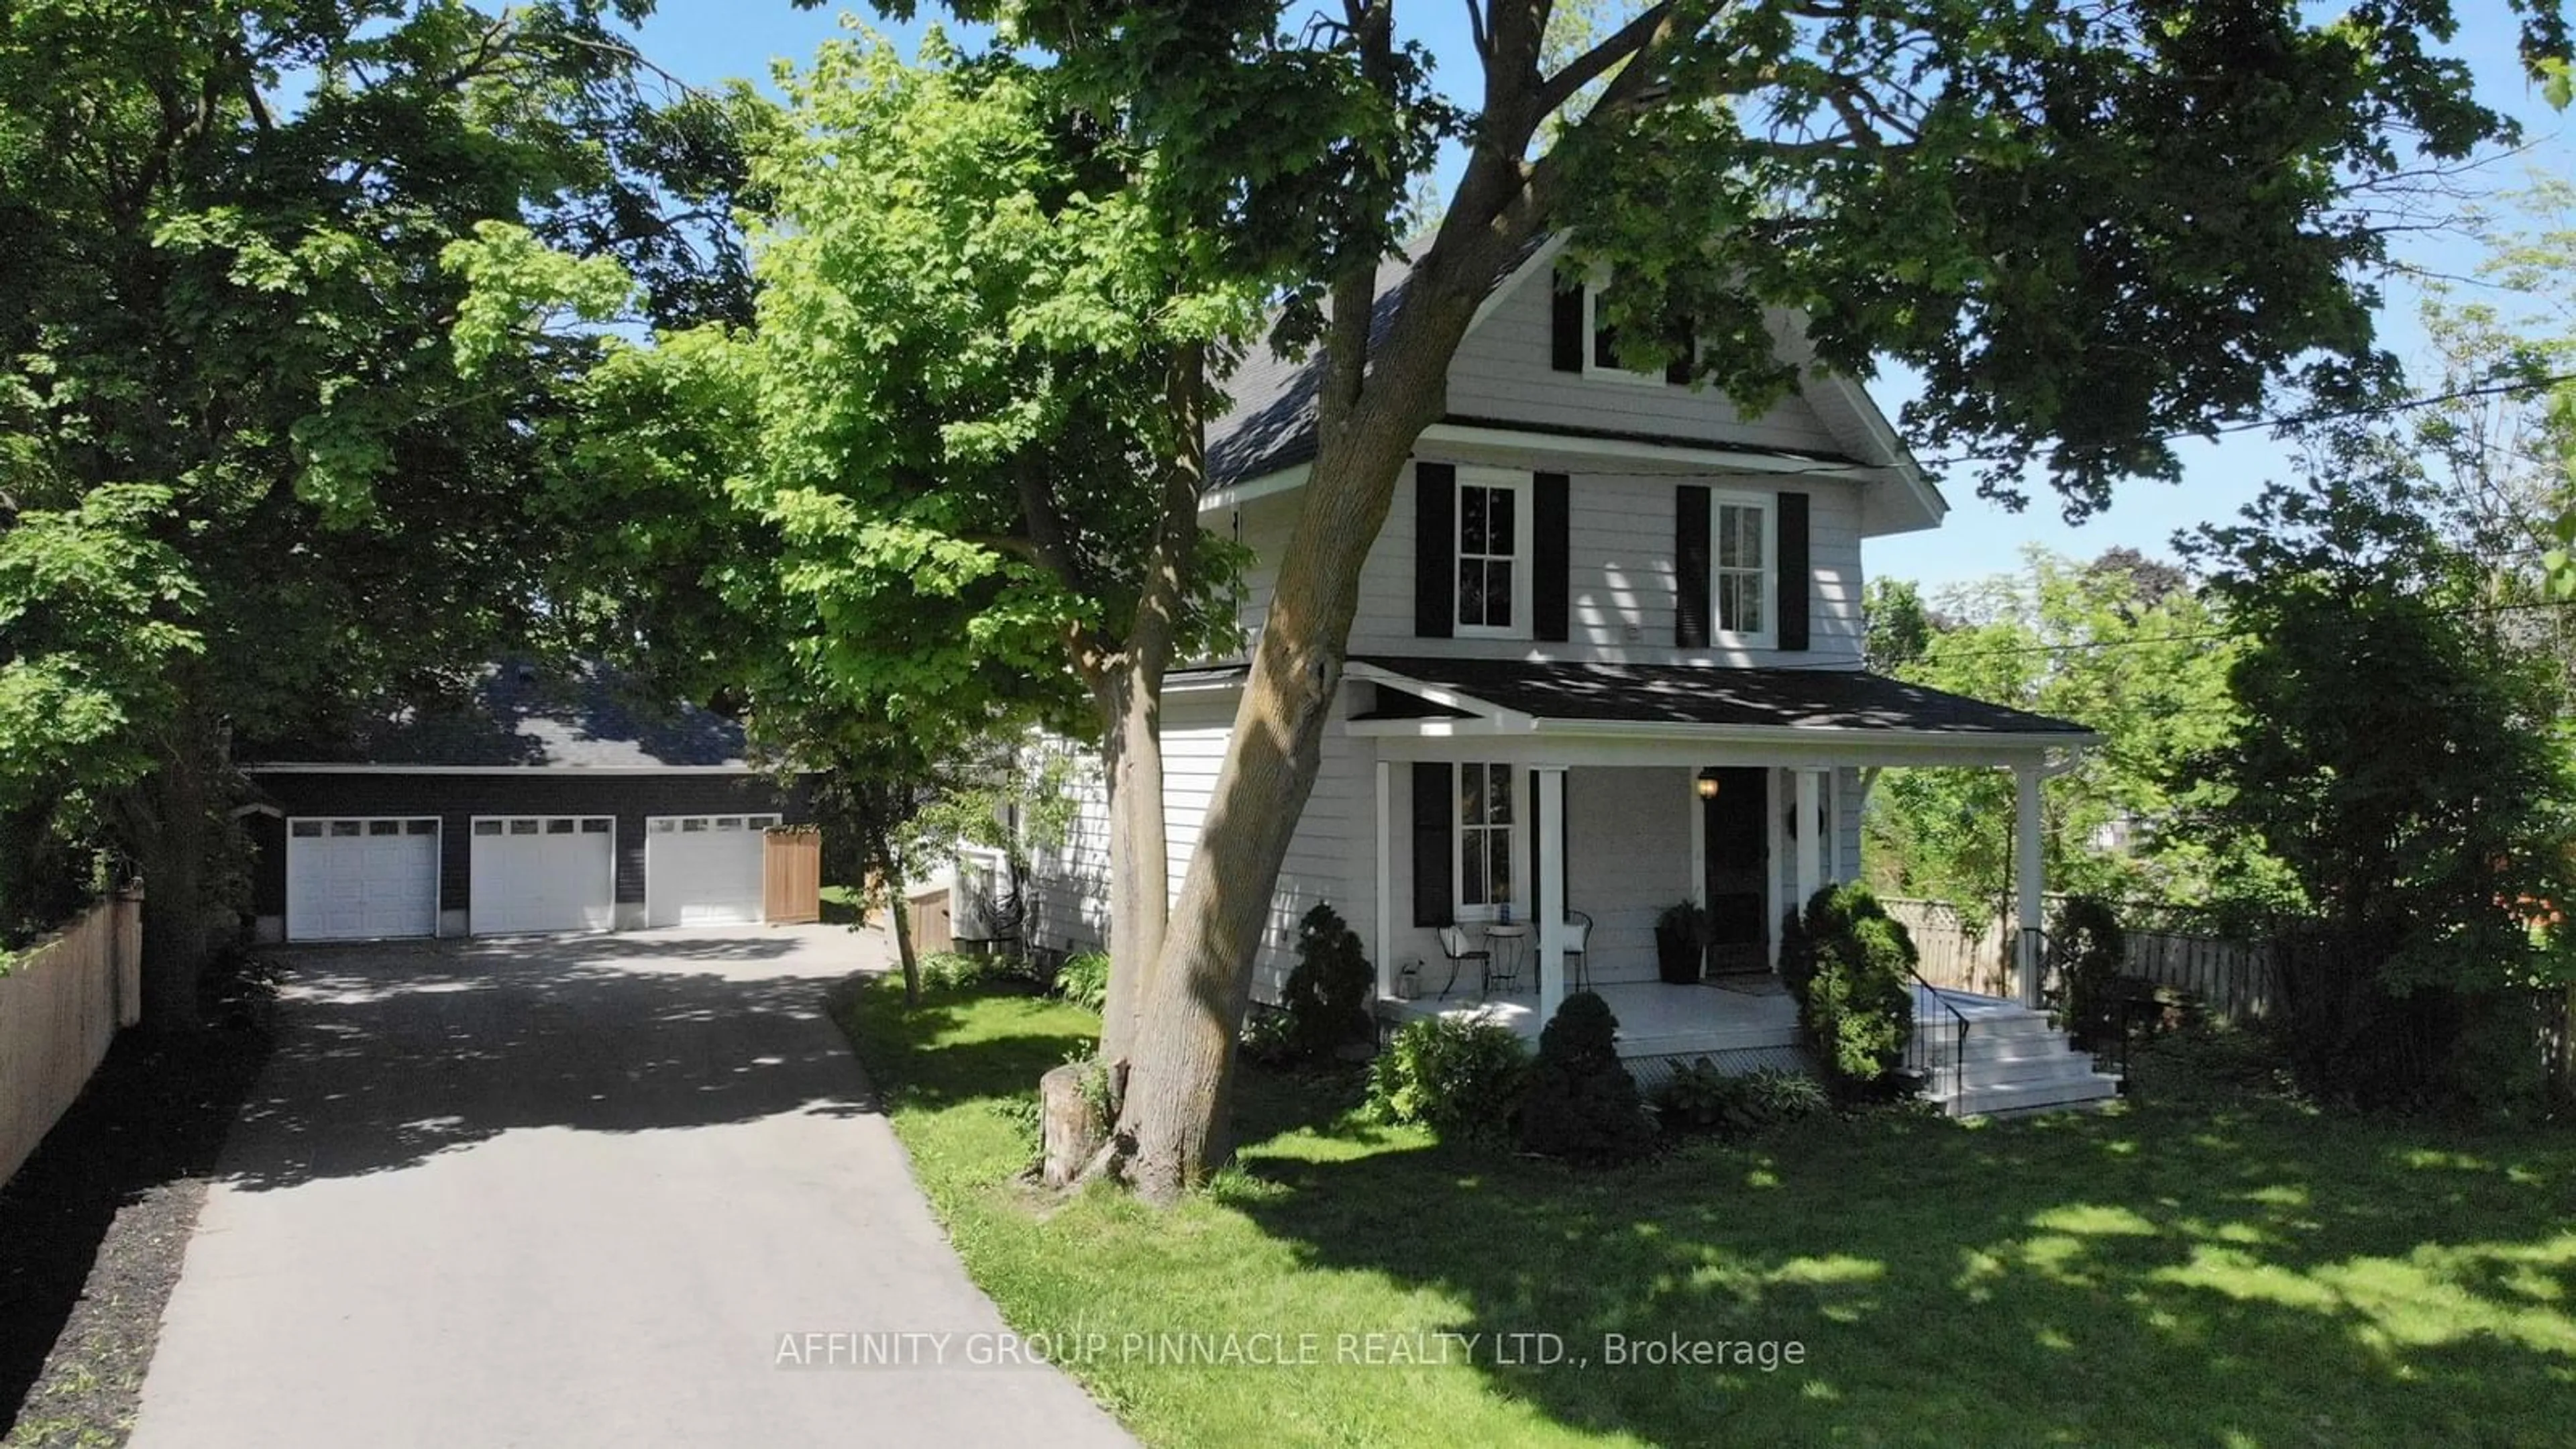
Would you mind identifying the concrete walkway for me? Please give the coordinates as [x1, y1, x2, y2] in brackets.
[128, 926, 1133, 1449]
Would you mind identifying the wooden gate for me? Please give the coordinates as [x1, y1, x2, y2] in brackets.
[761, 826, 822, 924]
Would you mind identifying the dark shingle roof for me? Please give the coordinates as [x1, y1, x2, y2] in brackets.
[1209, 236, 1552, 488]
[243, 661, 749, 769]
[1351, 656, 2092, 737]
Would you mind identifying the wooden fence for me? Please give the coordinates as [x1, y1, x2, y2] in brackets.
[761, 826, 823, 924]
[1, 890, 143, 1187]
[1882, 896, 2277, 1022]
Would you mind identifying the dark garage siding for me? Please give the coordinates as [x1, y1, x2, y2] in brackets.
[244, 772, 810, 921]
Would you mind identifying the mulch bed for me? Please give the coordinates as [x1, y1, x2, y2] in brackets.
[0, 951, 276, 1447]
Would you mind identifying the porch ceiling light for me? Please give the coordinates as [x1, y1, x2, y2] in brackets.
[1695, 767, 1723, 800]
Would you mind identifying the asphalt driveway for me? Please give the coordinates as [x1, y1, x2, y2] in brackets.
[126, 926, 1132, 1448]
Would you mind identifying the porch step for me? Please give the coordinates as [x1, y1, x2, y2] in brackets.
[1915, 1002, 2122, 1118]
[1942, 1071, 2122, 1117]
[1917, 1008, 2064, 1044]
[1951, 1032, 2098, 1068]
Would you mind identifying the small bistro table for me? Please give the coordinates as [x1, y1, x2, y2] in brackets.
[1481, 921, 1529, 995]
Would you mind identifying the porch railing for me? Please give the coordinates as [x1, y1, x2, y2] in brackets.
[2022, 925, 2143, 1089]
[1904, 959, 1972, 1100]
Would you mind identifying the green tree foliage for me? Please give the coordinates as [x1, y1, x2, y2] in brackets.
[0, 1, 744, 1014]
[1860, 577, 1933, 674]
[2184, 433, 2576, 1110]
[451, 36, 1259, 1059]
[1864, 547, 2284, 912]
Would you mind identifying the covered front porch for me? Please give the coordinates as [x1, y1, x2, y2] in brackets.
[1350, 656, 2099, 1060]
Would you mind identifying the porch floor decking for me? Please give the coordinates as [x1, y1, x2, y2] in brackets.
[1373, 979, 2025, 1064]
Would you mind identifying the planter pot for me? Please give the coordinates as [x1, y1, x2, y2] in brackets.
[1654, 931, 1704, 985]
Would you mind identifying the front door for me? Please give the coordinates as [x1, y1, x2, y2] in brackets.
[1701, 767, 1770, 974]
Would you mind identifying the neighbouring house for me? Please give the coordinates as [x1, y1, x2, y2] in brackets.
[237, 661, 814, 943]
[1023, 237, 2119, 1114]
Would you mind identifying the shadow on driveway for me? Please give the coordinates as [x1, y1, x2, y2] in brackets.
[221, 928, 875, 1192]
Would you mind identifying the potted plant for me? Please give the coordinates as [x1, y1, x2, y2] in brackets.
[1654, 902, 1709, 984]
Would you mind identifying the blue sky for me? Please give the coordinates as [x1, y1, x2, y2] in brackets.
[637, 2, 2571, 592]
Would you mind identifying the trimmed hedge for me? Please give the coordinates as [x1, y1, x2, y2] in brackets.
[1783, 884, 1917, 1091]
[1517, 991, 1656, 1164]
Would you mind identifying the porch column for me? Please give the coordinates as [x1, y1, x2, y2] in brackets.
[1374, 759, 1394, 1002]
[1793, 768, 1823, 913]
[2014, 760, 2045, 1007]
[1536, 765, 1568, 1021]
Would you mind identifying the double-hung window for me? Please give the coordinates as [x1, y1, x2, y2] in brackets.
[1711, 495, 1775, 647]
[1454, 468, 1532, 637]
[1457, 761, 1515, 917]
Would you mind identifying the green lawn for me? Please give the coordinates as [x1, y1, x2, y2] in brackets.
[834, 976, 2576, 1448]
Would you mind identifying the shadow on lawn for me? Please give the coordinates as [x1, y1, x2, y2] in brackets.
[213, 930, 877, 1192]
[1224, 1057, 2576, 1446]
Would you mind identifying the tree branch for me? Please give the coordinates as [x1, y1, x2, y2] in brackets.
[1534, 0, 1674, 119]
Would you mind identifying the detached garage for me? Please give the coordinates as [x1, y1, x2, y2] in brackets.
[239, 663, 813, 942]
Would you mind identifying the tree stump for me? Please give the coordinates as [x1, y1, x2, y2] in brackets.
[1039, 1063, 1105, 1189]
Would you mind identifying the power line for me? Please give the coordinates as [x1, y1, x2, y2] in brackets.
[1569, 370, 2576, 484]
[1849, 592, 2576, 669]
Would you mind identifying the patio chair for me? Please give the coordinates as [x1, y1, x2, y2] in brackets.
[1563, 910, 1594, 993]
[1435, 925, 1491, 1000]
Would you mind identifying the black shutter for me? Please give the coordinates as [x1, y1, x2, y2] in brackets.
[1414, 462, 1456, 639]
[1534, 471, 1570, 643]
[1778, 491, 1811, 651]
[1674, 484, 1711, 647]
[1411, 762, 1454, 927]
[1550, 276, 1586, 372]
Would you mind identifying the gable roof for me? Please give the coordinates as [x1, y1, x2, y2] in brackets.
[1205, 235, 1941, 533]
[239, 661, 752, 771]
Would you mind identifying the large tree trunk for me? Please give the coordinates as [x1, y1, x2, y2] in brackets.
[1098, 669, 1169, 1065]
[1077, 341, 1205, 1076]
[873, 810, 922, 1006]
[1117, 253, 1498, 1198]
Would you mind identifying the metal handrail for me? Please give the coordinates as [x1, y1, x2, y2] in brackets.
[1904, 959, 1974, 1099]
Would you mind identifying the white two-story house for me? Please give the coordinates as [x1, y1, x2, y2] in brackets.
[1025, 238, 2116, 1115]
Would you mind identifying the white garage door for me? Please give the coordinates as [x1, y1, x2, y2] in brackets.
[286, 818, 440, 941]
[469, 816, 615, 935]
[645, 814, 780, 926]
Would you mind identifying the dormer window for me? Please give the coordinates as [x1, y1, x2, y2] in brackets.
[1454, 467, 1532, 637]
[1585, 278, 1666, 384]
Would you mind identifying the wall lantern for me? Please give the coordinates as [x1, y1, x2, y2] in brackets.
[1694, 767, 1723, 801]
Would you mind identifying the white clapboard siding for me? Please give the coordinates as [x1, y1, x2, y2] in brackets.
[1447, 266, 1848, 456]
[1339, 465, 1866, 667]
[1023, 686, 1372, 1002]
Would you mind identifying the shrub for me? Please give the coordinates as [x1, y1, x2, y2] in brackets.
[1652, 1058, 1759, 1136]
[1363, 1013, 1528, 1140]
[1238, 1006, 1299, 1069]
[1281, 903, 1374, 1059]
[1652, 1059, 1831, 1136]
[1741, 1065, 1831, 1121]
[1053, 949, 1111, 1014]
[2051, 895, 2125, 1044]
[1517, 992, 1657, 1164]
[920, 950, 1013, 992]
[1790, 884, 1917, 1091]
